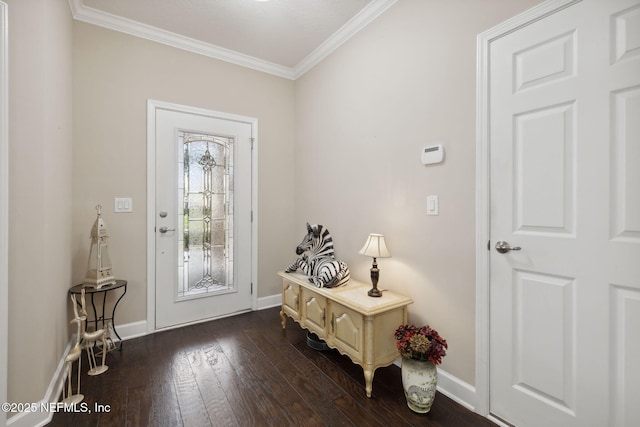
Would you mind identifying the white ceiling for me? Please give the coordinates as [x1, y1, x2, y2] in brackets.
[70, 0, 397, 79]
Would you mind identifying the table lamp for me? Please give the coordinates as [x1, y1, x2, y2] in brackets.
[359, 233, 391, 297]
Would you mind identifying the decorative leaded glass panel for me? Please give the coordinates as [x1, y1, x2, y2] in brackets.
[177, 131, 234, 299]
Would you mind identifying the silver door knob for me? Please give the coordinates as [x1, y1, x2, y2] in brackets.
[158, 226, 175, 233]
[495, 241, 521, 253]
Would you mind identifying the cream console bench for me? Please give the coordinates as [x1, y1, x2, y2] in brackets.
[278, 271, 413, 397]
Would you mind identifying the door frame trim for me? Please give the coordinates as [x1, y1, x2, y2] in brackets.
[474, 0, 580, 417]
[146, 99, 258, 333]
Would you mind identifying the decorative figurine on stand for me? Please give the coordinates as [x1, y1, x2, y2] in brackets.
[63, 295, 84, 405]
[76, 288, 109, 376]
[285, 223, 350, 288]
[84, 205, 116, 289]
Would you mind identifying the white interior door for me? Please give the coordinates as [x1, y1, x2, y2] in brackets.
[151, 102, 254, 330]
[488, 0, 640, 425]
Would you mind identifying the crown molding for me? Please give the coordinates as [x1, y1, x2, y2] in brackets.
[68, 0, 397, 80]
[293, 0, 397, 78]
[68, 0, 295, 79]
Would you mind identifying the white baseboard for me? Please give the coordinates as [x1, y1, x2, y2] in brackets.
[436, 367, 477, 412]
[7, 337, 74, 427]
[114, 320, 147, 341]
[257, 293, 282, 310]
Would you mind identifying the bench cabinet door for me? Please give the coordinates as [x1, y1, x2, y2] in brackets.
[330, 303, 364, 362]
[302, 289, 328, 338]
[282, 281, 300, 320]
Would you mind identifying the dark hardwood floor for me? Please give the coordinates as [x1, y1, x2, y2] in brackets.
[48, 306, 495, 427]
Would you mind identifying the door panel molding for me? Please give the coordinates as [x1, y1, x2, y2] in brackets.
[147, 99, 258, 333]
[475, 0, 581, 418]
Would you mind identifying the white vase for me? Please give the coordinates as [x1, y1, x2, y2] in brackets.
[401, 358, 437, 413]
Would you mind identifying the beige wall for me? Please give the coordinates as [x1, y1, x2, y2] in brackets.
[294, 0, 541, 385]
[7, 0, 73, 405]
[72, 22, 296, 325]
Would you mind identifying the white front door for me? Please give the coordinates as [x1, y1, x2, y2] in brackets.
[488, 0, 640, 425]
[149, 101, 254, 330]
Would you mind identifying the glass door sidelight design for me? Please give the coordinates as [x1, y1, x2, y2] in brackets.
[178, 131, 234, 299]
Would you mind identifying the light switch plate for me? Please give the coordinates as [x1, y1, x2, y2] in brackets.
[427, 195, 439, 216]
[114, 197, 133, 213]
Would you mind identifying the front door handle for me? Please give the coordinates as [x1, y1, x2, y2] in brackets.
[158, 226, 175, 234]
[495, 241, 521, 253]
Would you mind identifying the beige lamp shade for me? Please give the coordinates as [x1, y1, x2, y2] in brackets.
[359, 234, 391, 258]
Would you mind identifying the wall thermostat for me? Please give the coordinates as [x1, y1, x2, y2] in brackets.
[421, 144, 444, 165]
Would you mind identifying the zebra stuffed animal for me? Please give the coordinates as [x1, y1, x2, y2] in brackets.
[285, 223, 350, 288]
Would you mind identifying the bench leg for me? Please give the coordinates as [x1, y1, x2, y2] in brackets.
[364, 367, 375, 398]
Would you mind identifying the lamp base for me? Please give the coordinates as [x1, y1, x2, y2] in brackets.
[368, 287, 382, 297]
[368, 262, 383, 297]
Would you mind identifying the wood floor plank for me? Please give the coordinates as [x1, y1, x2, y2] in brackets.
[209, 322, 310, 425]
[243, 327, 352, 426]
[147, 374, 183, 427]
[331, 394, 385, 427]
[186, 348, 241, 427]
[199, 341, 273, 426]
[124, 384, 152, 427]
[146, 333, 184, 427]
[243, 333, 324, 426]
[172, 350, 212, 427]
[95, 354, 128, 427]
[297, 344, 401, 423]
